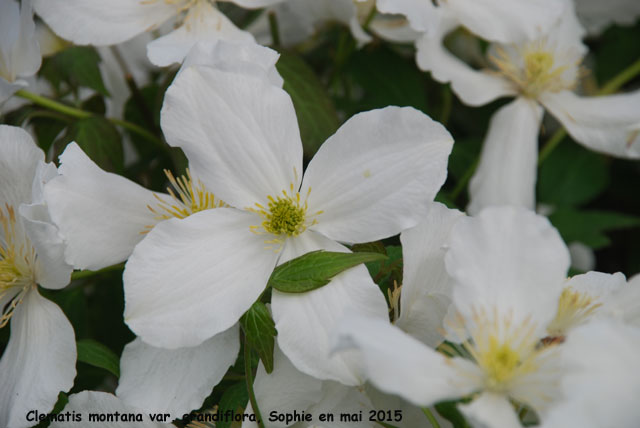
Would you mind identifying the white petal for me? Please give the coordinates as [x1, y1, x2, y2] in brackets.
[444, 0, 564, 43]
[252, 345, 324, 427]
[568, 242, 596, 272]
[161, 66, 303, 209]
[446, 206, 570, 330]
[306, 381, 374, 428]
[396, 203, 464, 347]
[44, 143, 162, 270]
[232, 0, 287, 7]
[272, 231, 388, 385]
[540, 90, 640, 159]
[34, 0, 179, 46]
[0, 290, 76, 428]
[303, 106, 453, 244]
[574, 0, 640, 35]
[468, 97, 543, 214]
[124, 208, 278, 349]
[49, 391, 174, 428]
[0, 78, 26, 105]
[458, 392, 521, 428]
[0, 0, 40, 82]
[180, 40, 283, 87]
[147, 3, 255, 67]
[19, 203, 72, 290]
[116, 324, 240, 419]
[564, 271, 626, 300]
[376, 0, 437, 32]
[0, 125, 43, 208]
[415, 12, 515, 107]
[333, 315, 473, 407]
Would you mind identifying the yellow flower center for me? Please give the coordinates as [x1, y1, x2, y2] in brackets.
[1, 204, 35, 328]
[490, 42, 579, 98]
[144, 169, 225, 232]
[546, 287, 602, 337]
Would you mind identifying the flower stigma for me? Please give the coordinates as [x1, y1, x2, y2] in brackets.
[0, 204, 36, 328]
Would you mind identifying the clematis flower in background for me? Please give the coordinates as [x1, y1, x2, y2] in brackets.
[123, 46, 453, 386]
[0, 125, 75, 428]
[416, 0, 640, 213]
[34, 0, 286, 66]
[0, 0, 41, 105]
[573, 0, 640, 36]
[334, 207, 572, 428]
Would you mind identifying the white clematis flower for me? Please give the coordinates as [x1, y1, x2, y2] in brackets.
[416, 0, 640, 213]
[541, 319, 640, 428]
[335, 206, 572, 428]
[123, 53, 453, 385]
[34, 0, 286, 66]
[0, 0, 41, 105]
[0, 125, 75, 428]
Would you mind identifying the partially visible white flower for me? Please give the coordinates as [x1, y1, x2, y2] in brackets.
[0, 125, 75, 428]
[574, 0, 640, 36]
[417, 0, 640, 213]
[334, 207, 572, 428]
[34, 0, 286, 66]
[0, 0, 41, 105]
[541, 319, 640, 428]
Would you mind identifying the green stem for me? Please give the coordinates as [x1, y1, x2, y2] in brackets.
[14, 89, 167, 152]
[71, 263, 124, 281]
[539, 57, 640, 164]
[363, 6, 378, 31]
[422, 408, 441, 428]
[439, 84, 453, 126]
[268, 11, 281, 48]
[448, 158, 479, 202]
[244, 335, 266, 428]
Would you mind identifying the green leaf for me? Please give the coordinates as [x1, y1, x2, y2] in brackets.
[538, 142, 609, 207]
[435, 401, 470, 428]
[43, 46, 109, 95]
[216, 382, 248, 428]
[76, 339, 120, 377]
[241, 301, 277, 373]
[549, 208, 640, 249]
[269, 250, 387, 293]
[276, 51, 340, 158]
[56, 116, 124, 172]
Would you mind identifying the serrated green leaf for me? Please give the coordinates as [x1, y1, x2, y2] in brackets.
[76, 339, 120, 377]
[269, 250, 387, 293]
[538, 142, 609, 207]
[241, 301, 277, 373]
[216, 382, 248, 428]
[56, 116, 123, 173]
[549, 208, 640, 249]
[276, 51, 340, 159]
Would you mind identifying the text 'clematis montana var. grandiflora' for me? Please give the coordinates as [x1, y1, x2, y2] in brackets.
[0, 125, 75, 428]
[34, 0, 286, 66]
[122, 44, 454, 386]
[416, 0, 640, 213]
[335, 206, 574, 428]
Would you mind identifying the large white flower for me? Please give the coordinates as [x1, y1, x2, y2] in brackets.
[34, 0, 285, 66]
[0, 125, 75, 428]
[0, 0, 41, 105]
[335, 206, 571, 428]
[122, 52, 453, 385]
[416, 0, 640, 213]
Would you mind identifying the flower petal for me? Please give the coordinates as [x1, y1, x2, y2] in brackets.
[272, 231, 388, 385]
[303, 106, 453, 244]
[458, 392, 522, 428]
[0, 125, 43, 209]
[415, 11, 516, 107]
[34, 0, 179, 46]
[161, 66, 303, 209]
[49, 391, 174, 428]
[540, 90, 640, 159]
[468, 97, 543, 214]
[124, 208, 278, 349]
[376, 0, 437, 32]
[446, 206, 570, 330]
[396, 203, 464, 348]
[0, 290, 76, 428]
[444, 0, 564, 43]
[333, 315, 473, 406]
[116, 324, 240, 419]
[43, 143, 162, 270]
[147, 3, 254, 67]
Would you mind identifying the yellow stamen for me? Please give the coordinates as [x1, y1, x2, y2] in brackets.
[546, 287, 602, 337]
